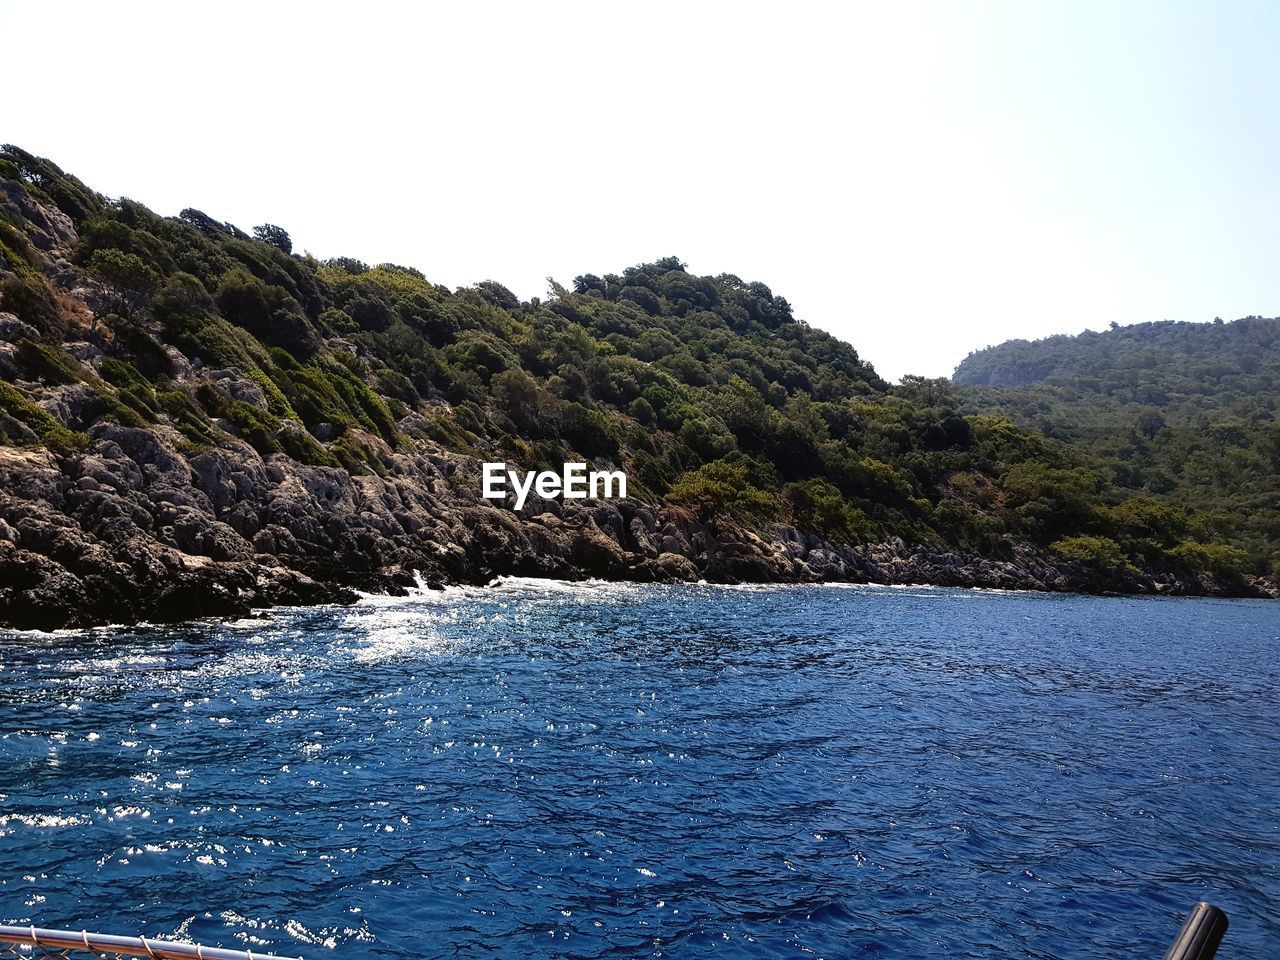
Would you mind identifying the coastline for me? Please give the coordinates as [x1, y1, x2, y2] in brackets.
[2, 425, 1273, 632]
[1, 160, 1272, 636]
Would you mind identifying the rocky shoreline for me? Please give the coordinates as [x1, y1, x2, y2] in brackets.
[1, 423, 1272, 632]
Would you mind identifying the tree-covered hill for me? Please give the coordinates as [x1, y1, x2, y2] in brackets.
[953, 319, 1280, 576]
[0, 145, 1271, 626]
[954, 317, 1280, 393]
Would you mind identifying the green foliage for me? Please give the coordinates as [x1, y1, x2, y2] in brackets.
[958, 317, 1279, 573]
[162, 313, 274, 371]
[491, 369, 545, 433]
[253, 223, 292, 254]
[954, 318, 1279, 393]
[108, 319, 174, 379]
[406, 409, 479, 451]
[332, 432, 389, 476]
[152, 272, 216, 320]
[785, 478, 875, 544]
[559, 402, 619, 459]
[156, 387, 223, 446]
[1, 145, 103, 225]
[88, 248, 159, 316]
[262, 355, 397, 445]
[668, 458, 780, 522]
[278, 422, 339, 467]
[0, 381, 87, 452]
[678, 416, 737, 462]
[0, 274, 66, 341]
[88, 385, 151, 428]
[999, 462, 1102, 543]
[627, 396, 655, 425]
[0, 214, 37, 272]
[15, 339, 86, 385]
[249, 369, 297, 419]
[1167, 541, 1248, 577]
[99, 357, 149, 391]
[98, 358, 159, 423]
[1051, 536, 1138, 574]
[224, 399, 282, 454]
[217, 267, 320, 357]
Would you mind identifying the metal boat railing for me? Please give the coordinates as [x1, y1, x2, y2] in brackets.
[1163, 903, 1228, 960]
[0, 926, 302, 960]
[1, 903, 1227, 959]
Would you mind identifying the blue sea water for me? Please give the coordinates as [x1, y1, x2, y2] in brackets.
[0, 581, 1277, 959]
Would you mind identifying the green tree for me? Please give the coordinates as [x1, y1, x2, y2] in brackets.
[88, 248, 158, 319]
[253, 223, 293, 254]
[668, 459, 778, 523]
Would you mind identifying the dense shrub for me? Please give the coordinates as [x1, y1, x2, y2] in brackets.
[1051, 536, 1138, 574]
[15, 340, 85, 384]
[668, 459, 780, 522]
[0, 382, 87, 452]
[786, 478, 875, 544]
[0, 274, 66, 340]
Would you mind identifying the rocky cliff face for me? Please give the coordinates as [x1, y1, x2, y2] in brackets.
[1, 417, 1268, 631]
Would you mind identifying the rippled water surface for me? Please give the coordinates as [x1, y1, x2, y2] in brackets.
[1, 582, 1277, 959]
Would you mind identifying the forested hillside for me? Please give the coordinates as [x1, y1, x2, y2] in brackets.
[954, 319, 1280, 575]
[0, 146, 1271, 627]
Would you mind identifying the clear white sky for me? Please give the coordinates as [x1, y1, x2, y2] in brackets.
[4, 1, 1278, 380]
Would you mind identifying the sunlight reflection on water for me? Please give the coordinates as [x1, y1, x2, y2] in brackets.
[1, 583, 1277, 958]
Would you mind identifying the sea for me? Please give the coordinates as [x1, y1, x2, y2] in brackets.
[1, 581, 1277, 959]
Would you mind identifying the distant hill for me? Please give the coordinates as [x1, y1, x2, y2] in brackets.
[954, 318, 1280, 575]
[954, 317, 1280, 394]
